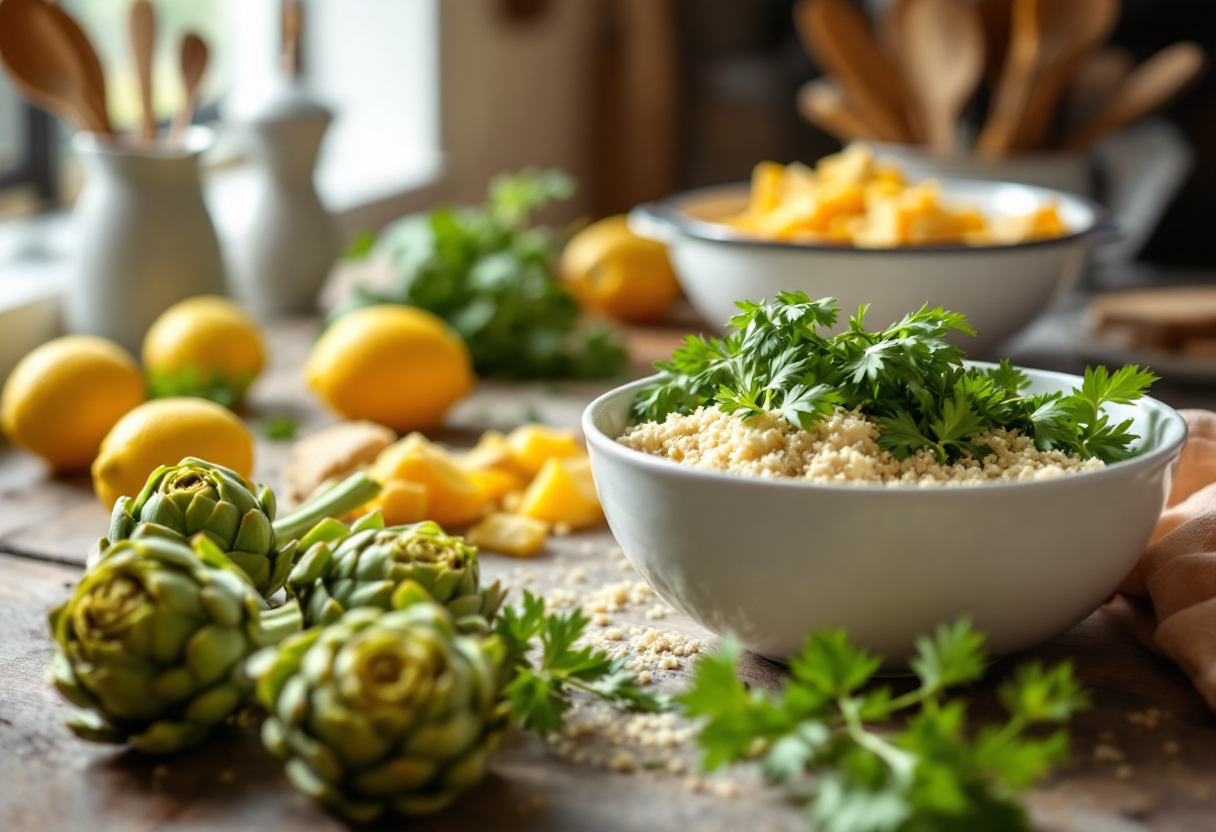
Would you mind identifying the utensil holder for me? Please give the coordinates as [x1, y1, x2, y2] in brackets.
[67, 127, 226, 354]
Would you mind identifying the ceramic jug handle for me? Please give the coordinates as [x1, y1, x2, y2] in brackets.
[1092, 118, 1193, 266]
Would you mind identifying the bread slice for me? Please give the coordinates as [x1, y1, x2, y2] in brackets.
[1089, 287, 1216, 352]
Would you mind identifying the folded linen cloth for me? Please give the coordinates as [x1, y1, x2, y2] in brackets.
[1109, 410, 1216, 708]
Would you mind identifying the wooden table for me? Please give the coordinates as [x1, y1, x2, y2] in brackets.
[3, 317, 1216, 832]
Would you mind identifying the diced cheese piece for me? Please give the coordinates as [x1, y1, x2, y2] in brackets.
[467, 512, 550, 558]
[506, 424, 582, 478]
[518, 455, 604, 529]
[458, 430, 513, 472]
[374, 480, 429, 525]
[369, 433, 486, 527]
[468, 467, 526, 504]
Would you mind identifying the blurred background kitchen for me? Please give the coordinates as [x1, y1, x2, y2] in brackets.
[0, 0, 1213, 384]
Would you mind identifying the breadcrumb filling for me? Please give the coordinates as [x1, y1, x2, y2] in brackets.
[616, 406, 1103, 486]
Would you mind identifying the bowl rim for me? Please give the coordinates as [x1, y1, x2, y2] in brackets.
[634, 178, 1112, 255]
[583, 364, 1188, 495]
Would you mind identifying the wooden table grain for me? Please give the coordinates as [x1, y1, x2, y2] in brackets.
[3, 317, 1216, 832]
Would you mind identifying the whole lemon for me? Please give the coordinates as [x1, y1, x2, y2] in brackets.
[92, 397, 254, 508]
[561, 215, 680, 323]
[307, 305, 475, 433]
[1, 336, 146, 473]
[143, 296, 265, 405]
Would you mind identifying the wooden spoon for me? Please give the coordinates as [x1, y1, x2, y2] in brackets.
[797, 79, 877, 142]
[129, 0, 157, 143]
[281, 0, 303, 76]
[1012, 0, 1120, 149]
[0, 0, 107, 132]
[44, 1, 112, 134]
[976, 0, 1041, 158]
[897, 0, 984, 153]
[169, 32, 207, 147]
[1063, 41, 1206, 152]
[1063, 46, 1135, 135]
[977, 0, 1014, 83]
[794, 0, 911, 143]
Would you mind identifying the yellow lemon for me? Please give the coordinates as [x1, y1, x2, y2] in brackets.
[1, 336, 146, 473]
[142, 296, 265, 404]
[561, 215, 680, 323]
[92, 397, 254, 508]
[307, 305, 475, 433]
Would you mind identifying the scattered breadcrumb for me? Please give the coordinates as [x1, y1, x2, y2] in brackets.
[1093, 744, 1126, 763]
[553, 522, 573, 537]
[1164, 740, 1181, 755]
[1115, 765, 1133, 779]
[1125, 707, 1164, 728]
[618, 406, 1103, 485]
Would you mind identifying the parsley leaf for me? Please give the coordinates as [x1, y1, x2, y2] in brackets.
[496, 590, 667, 735]
[633, 294, 1156, 464]
[680, 620, 1088, 832]
[332, 169, 627, 380]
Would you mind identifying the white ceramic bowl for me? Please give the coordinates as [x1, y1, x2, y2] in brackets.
[583, 366, 1187, 665]
[629, 179, 1116, 356]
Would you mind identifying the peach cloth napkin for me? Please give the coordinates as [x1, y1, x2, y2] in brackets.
[1107, 410, 1216, 708]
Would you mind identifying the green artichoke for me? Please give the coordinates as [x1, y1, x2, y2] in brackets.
[98, 458, 381, 597]
[287, 513, 505, 631]
[48, 536, 301, 753]
[250, 599, 513, 820]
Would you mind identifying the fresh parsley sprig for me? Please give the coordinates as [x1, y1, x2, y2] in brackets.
[633, 293, 1156, 464]
[332, 169, 627, 380]
[680, 621, 1089, 832]
[495, 590, 668, 735]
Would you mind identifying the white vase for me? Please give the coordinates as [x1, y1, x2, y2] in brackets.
[67, 127, 226, 354]
[226, 82, 338, 319]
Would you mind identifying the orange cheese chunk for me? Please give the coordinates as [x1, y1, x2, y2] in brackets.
[373, 480, 429, 526]
[467, 512, 550, 558]
[518, 455, 604, 529]
[505, 424, 582, 478]
[370, 433, 487, 527]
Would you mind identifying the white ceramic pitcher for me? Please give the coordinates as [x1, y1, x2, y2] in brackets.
[225, 82, 338, 319]
[66, 127, 226, 354]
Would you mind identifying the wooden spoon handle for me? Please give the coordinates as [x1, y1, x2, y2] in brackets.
[282, 0, 303, 75]
[1063, 41, 1206, 152]
[795, 0, 912, 143]
[976, 0, 1040, 158]
[130, 0, 156, 143]
[797, 79, 877, 142]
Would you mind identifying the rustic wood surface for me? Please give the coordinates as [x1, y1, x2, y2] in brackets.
[3, 317, 1216, 832]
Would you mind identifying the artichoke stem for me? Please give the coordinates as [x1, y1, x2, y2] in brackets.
[272, 473, 382, 543]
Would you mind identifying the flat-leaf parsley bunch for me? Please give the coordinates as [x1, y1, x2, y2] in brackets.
[633, 293, 1156, 464]
[681, 621, 1089, 832]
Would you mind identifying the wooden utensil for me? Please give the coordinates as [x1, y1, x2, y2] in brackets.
[0, 0, 108, 133]
[169, 32, 207, 147]
[281, 0, 303, 76]
[878, 0, 914, 67]
[794, 0, 911, 143]
[1063, 41, 1206, 152]
[977, 0, 1014, 83]
[44, 0, 112, 135]
[897, 0, 984, 153]
[976, 0, 1041, 157]
[130, 0, 157, 143]
[1012, 0, 1119, 149]
[797, 79, 877, 142]
[1063, 46, 1135, 134]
